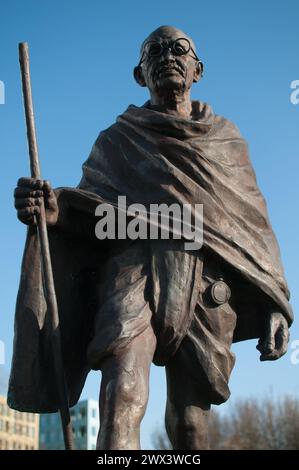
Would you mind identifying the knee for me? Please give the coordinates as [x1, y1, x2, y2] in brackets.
[107, 368, 149, 417]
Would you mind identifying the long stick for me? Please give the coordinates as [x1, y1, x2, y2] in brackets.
[18, 42, 74, 451]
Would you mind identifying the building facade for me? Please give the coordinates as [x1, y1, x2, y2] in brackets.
[39, 399, 99, 450]
[0, 395, 39, 450]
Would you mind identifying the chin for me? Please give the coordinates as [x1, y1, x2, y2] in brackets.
[155, 75, 184, 92]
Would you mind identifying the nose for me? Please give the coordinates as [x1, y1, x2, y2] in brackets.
[160, 48, 175, 62]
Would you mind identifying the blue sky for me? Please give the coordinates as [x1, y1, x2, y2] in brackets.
[0, 0, 298, 449]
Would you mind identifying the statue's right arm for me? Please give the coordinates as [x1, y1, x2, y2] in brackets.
[14, 177, 59, 226]
[14, 177, 98, 243]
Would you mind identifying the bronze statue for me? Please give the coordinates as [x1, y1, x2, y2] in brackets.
[9, 26, 292, 450]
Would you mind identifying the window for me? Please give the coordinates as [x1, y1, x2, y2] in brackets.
[91, 408, 97, 418]
[91, 426, 97, 436]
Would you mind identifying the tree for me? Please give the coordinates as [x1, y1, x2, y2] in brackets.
[151, 396, 299, 450]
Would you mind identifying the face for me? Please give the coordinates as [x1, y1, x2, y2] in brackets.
[136, 26, 201, 95]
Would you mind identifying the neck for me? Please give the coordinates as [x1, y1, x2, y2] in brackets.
[149, 89, 192, 119]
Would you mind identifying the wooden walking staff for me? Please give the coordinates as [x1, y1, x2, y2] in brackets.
[18, 42, 74, 450]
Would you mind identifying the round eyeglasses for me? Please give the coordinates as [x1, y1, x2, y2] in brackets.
[138, 37, 200, 66]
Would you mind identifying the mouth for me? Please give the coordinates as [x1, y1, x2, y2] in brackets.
[155, 66, 185, 79]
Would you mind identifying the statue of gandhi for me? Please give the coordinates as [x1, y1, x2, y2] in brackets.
[12, 26, 292, 450]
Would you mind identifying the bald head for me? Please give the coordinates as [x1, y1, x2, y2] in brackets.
[140, 25, 197, 57]
[134, 25, 203, 105]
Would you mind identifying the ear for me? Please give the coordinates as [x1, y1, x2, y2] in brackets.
[133, 66, 146, 87]
[193, 61, 204, 83]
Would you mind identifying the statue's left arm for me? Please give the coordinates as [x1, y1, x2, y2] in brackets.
[256, 312, 289, 361]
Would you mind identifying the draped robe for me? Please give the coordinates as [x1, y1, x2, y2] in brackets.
[8, 101, 292, 412]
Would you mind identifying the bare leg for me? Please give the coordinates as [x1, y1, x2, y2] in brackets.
[165, 359, 211, 450]
[96, 326, 156, 450]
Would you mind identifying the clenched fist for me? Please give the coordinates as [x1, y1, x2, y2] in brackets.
[14, 177, 59, 226]
[256, 311, 289, 361]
